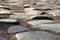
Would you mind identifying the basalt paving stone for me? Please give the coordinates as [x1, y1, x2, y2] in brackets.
[0, 23, 60, 40]
[0, 10, 12, 14]
[0, 19, 18, 23]
[8, 25, 30, 33]
[31, 23, 60, 33]
[10, 12, 40, 20]
[28, 20, 55, 25]
[15, 31, 60, 40]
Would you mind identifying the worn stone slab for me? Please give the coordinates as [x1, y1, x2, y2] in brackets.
[28, 20, 55, 25]
[32, 23, 60, 33]
[0, 19, 17, 23]
[8, 25, 30, 33]
[10, 13, 40, 20]
[0, 10, 12, 14]
[15, 31, 60, 40]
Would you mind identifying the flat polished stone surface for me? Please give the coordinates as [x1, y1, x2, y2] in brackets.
[8, 25, 30, 33]
[15, 31, 60, 40]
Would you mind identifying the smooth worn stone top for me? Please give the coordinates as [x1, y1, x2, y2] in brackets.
[15, 31, 60, 40]
[24, 8, 35, 11]
[28, 20, 55, 25]
[25, 10, 42, 15]
[8, 25, 30, 33]
[0, 19, 17, 23]
[0, 10, 12, 14]
[32, 23, 60, 33]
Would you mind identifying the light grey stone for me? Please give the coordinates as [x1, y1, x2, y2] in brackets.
[47, 9, 60, 16]
[36, 5, 52, 9]
[0, 19, 17, 23]
[28, 20, 55, 25]
[0, 10, 12, 14]
[0, 5, 5, 8]
[32, 23, 60, 33]
[15, 31, 60, 40]
[10, 12, 41, 20]
[8, 25, 30, 33]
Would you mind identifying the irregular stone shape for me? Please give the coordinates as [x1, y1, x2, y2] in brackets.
[28, 20, 55, 25]
[0, 37, 7, 40]
[0, 19, 17, 23]
[32, 23, 60, 33]
[8, 25, 30, 33]
[15, 31, 60, 40]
